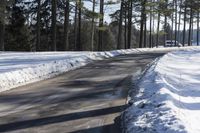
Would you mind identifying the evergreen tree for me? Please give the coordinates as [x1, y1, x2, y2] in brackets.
[5, 1, 31, 51]
[0, 0, 13, 51]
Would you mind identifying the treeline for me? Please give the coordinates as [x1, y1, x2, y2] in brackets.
[134, 0, 200, 47]
[0, 0, 200, 52]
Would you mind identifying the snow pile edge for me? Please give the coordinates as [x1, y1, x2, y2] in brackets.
[121, 49, 200, 133]
[120, 57, 186, 133]
[0, 46, 200, 93]
[0, 49, 135, 92]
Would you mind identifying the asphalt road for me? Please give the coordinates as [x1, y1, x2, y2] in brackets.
[0, 52, 164, 133]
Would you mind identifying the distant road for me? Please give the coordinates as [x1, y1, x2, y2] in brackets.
[0, 52, 164, 133]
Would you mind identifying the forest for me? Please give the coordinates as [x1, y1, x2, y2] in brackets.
[0, 0, 200, 52]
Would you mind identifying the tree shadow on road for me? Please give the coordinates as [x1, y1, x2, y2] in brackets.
[0, 104, 127, 132]
[68, 122, 121, 133]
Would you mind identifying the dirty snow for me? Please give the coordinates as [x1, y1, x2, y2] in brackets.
[122, 49, 200, 133]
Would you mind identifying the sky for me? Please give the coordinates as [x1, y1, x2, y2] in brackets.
[84, 0, 120, 23]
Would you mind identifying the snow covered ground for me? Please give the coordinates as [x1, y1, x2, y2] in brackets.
[0, 49, 147, 92]
[0, 51, 125, 92]
[0, 46, 199, 93]
[122, 49, 200, 133]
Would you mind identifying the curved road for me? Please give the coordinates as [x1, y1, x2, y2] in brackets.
[0, 52, 164, 133]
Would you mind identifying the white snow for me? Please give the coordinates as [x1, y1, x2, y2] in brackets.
[123, 49, 200, 133]
[0, 51, 118, 92]
[0, 46, 200, 93]
[0, 49, 143, 92]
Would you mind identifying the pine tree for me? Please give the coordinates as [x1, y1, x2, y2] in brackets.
[6, 0, 31, 51]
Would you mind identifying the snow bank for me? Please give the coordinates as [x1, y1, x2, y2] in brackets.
[0, 51, 121, 92]
[0, 46, 200, 93]
[0, 49, 142, 92]
[122, 49, 200, 133]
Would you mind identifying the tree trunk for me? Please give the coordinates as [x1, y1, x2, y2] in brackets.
[45, 17, 50, 51]
[139, 19, 144, 48]
[124, 2, 127, 49]
[36, 0, 41, 51]
[139, 0, 146, 48]
[74, 2, 78, 50]
[149, 0, 152, 48]
[197, 11, 199, 46]
[174, 0, 178, 46]
[182, 6, 187, 46]
[64, 0, 70, 51]
[77, 0, 82, 51]
[152, 0, 155, 47]
[51, 0, 57, 51]
[191, 16, 193, 45]
[188, 8, 193, 46]
[117, 0, 124, 49]
[164, 15, 167, 46]
[98, 0, 104, 51]
[156, 12, 161, 47]
[163, 0, 168, 46]
[144, 15, 147, 48]
[171, 5, 174, 46]
[0, 22, 5, 51]
[91, 0, 95, 51]
[127, 0, 132, 49]
[178, 0, 182, 43]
